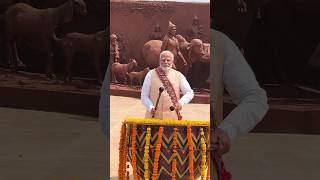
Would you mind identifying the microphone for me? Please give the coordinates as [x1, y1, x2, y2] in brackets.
[159, 87, 164, 94]
[152, 87, 164, 118]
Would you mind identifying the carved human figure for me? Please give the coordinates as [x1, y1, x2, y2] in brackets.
[161, 21, 188, 68]
[117, 33, 127, 63]
[189, 15, 203, 40]
[110, 34, 120, 64]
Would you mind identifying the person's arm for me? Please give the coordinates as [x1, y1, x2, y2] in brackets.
[141, 71, 155, 112]
[175, 38, 188, 66]
[98, 68, 109, 136]
[178, 73, 194, 106]
[214, 30, 269, 141]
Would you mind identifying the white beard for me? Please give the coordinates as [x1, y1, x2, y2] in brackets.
[161, 66, 171, 73]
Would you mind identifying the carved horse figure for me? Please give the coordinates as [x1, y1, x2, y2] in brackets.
[4, 0, 87, 78]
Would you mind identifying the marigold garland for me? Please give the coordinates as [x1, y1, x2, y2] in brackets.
[172, 127, 178, 180]
[119, 119, 211, 180]
[187, 125, 194, 180]
[172, 159, 177, 180]
[123, 125, 129, 180]
[118, 122, 127, 180]
[206, 129, 210, 180]
[144, 127, 151, 179]
[125, 118, 209, 127]
[126, 171, 129, 180]
[206, 160, 210, 180]
[200, 128, 207, 180]
[131, 124, 139, 180]
[152, 126, 164, 180]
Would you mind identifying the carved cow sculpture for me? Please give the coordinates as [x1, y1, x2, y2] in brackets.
[53, 30, 106, 84]
[111, 58, 137, 84]
[126, 67, 150, 86]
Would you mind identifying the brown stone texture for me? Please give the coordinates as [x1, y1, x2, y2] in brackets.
[110, 1, 210, 68]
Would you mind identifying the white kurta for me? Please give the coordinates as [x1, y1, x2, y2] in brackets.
[141, 68, 194, 119]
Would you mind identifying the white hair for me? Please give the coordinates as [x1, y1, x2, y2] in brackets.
[160, 50, 174, 60]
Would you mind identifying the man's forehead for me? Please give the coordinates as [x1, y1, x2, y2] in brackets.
[161, 53, 173, 59]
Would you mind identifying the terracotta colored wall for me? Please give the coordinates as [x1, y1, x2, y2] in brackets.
[110, 1, 210, 68]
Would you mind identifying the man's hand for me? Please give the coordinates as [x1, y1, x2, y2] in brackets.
[151, 108, 156, 116]
[175, 103, 182, 111]
[217, 129, 231, 156]
[211, 128, 231, 156]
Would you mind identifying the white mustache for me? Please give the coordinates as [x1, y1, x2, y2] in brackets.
[161, 64, 170, 67]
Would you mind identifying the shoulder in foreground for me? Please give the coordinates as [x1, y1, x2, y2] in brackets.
[211, 28, 239, 53]
[211, 29, 232, 43]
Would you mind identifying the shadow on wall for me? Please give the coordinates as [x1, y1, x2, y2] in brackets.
[213, 0, 320, 88]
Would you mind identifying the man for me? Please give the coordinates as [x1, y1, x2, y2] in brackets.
[98, 30, 268, 179]
[210, 29, 269, 178]
[99, 68, 109, 136]
[141, 50, 194, 120]
[98, 66, 109, 179]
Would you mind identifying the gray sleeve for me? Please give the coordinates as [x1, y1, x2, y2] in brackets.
[215, 31, 269, 141]
[98, 67, 109, 136]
